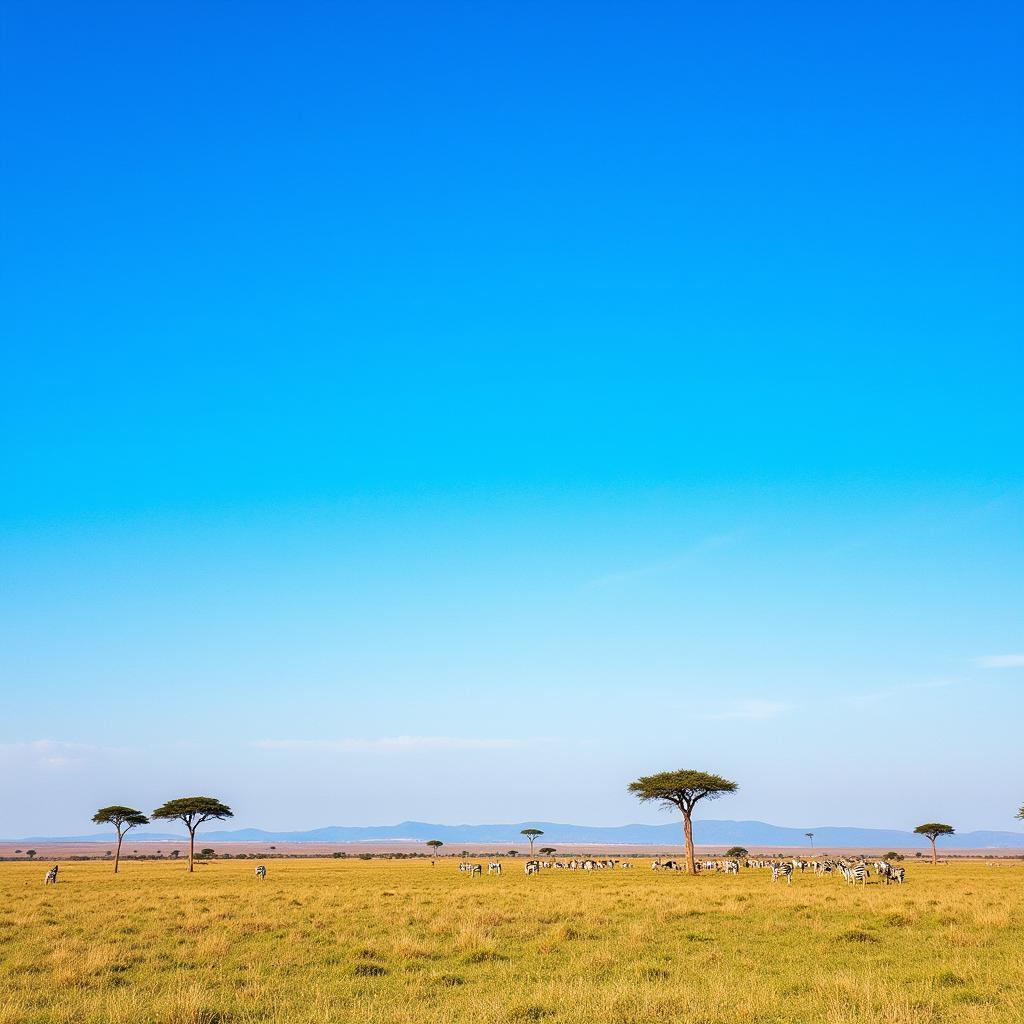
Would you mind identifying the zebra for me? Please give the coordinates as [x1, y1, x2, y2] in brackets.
[467, 864, 482, 877]
[487, 862, 502, 875]
[524, 860, 540, 876]
[842, 863, 869, 885]
[255, 864, 266, 880]
[44, 865, 58, 885]
[771, 862, 794, 885]
[888, 866, 905, 885]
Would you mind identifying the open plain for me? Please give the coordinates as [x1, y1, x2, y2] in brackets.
[2, 858, 1022, 1024]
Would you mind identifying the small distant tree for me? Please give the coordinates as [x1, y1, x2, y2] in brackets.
[884, 851, 904, 861]
[199, 848, 215, 859]
[725, 846, 748, 859]
[92, 805, 150, 874]
[426, 840, 444, 862]
[506, 849, 518, 857]
[628, 769, 739, 874]
[26, 849, 37, 859]
[1016, 805, 1023, 821]
[913, 823, 954, 865]
[521, 828, 544, 855]
[169, 849, 180, 859]
[152, 796, 233, 872]
[539, 847, 556, 856]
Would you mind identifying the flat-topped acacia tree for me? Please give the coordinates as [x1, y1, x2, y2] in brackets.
[629, 769, 739, 874]
[426, 840, 443, 862]
[92, 806, 149, 873]
[1017, 805, 1023, 822]
[913, 823, 955, 865]
[521, 828, 544, 856]
[152, 797, 233, 872]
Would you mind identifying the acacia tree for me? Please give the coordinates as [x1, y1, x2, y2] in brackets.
[628, 769, 739, 874]
[1016, 805, 1023, 821]
[152, 797, 233, 872]
[913, 823, 954, 865]
[426, 839, 443, 862]
[92, 805, 150, 874]
[539, 847, 556, 856]
[520, 828, 544, 856]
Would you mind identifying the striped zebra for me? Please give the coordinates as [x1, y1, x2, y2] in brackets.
[842, 862, 868, 885]
[254, 865, 267, 880]
[771, 862, 794, 885]
[44, 865, 58, 885]
[524, 860, 540, 876]
[487, 862, 502, 875]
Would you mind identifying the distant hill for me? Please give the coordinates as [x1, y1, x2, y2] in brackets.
[16, 819, 1024, 848]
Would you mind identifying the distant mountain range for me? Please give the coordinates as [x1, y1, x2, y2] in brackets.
[16, 819, 1024, 848]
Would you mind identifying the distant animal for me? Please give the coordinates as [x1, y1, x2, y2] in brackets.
[771, 862, 794, 885]
[487, 862, 502, 875]
[841, 862, 869, 885]
[467, 863, 482, 877]
[44, 865, 58, 885]
[524, 860, 540, 876]
[255, 865, 266, 880]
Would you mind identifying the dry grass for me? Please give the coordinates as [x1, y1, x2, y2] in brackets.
[1, 858, 1022, 1023]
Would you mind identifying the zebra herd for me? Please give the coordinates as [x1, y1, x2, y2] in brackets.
[750, 857, 906, 886]
[459, 858, 635, 876]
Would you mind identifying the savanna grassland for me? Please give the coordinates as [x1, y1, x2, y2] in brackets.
[1, 858, 1022, 1024]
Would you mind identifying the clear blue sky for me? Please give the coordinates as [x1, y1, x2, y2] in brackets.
[2, 3, 1022, 837]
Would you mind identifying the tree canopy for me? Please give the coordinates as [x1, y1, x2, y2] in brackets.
[93, 806, 149, 831]
[628, 770, 738, 812]
[152, 796, 233, 827]
[913, 823, 955, 840]
[725, 846, 748, 858]
[1016, 805, 1023, 821]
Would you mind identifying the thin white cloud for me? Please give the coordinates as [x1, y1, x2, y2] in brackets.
[584, 531, 744, 590]
[692, 699, 791, 722]
[252, 736, 527, 753]
[976, 654, 1024, 669]
[0, 740, 123, 772]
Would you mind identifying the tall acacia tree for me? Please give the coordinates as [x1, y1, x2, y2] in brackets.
[520, 828, 544, 856]
[1016, 805, 1023, 822]
[629, 769, 738, 874]
[913, 823, 954, 865]
[152, 797, 233, 872]
[92, 805, 149, 873]
[426, 839, 443, 862]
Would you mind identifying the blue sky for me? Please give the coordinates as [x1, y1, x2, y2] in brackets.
[1, 3, 1022, 836]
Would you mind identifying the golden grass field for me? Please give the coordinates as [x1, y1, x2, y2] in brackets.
[1, 857, 1022, 1024]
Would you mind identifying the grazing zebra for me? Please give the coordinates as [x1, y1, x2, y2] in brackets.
[44, 865, 58, 885]
[487, 862, 502, 875]
[888, 866, 905, 885]
[467, 863, 482, 877]
[524, 860, 540, 876]
[255, 864, 266, 880]
[771, 862, 794, 885]
[842, 862, 869, 885]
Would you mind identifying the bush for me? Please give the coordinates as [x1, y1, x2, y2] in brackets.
[725, 847, 749, 858]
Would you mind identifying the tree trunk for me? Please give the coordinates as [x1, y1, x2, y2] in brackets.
[682, 811, 696, 874]
[189, 828, 195, 872]
[930, 837, 937, 865]
[114, 831, 122, 874]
